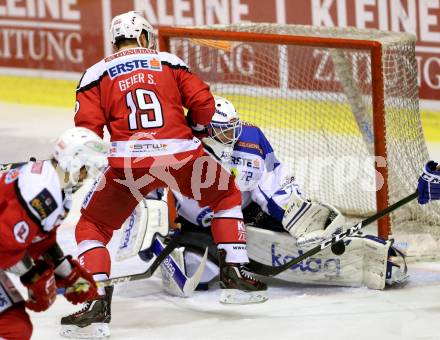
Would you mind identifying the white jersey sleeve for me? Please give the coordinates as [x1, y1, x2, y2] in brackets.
[250, 163, 301, 222]
[174, 191, 213, 227]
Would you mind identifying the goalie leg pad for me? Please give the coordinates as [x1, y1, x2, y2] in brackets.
[359, 235, 392, 290]
[116, 198, 169, 261]
[246, 226, 399, 290]
[385, 242, 409, 286]
[337, 234, 408, 289]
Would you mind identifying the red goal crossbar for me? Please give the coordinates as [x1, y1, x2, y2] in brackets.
[159, 26, 390, 239]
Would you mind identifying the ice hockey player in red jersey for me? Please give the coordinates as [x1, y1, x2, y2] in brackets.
[0, 127, 108, 340]
[60, 10, 266, 338]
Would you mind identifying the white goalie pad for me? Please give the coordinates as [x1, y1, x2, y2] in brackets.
[116, 198, 169, 261]
[246, 226, 399, 290]
[282, 193, 346, 249]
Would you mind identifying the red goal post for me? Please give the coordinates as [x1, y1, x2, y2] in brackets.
[158, 24, 438, 243]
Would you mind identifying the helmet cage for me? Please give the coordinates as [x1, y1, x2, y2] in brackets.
[208, 118, 242, 145]
[57, 146, 107, 188]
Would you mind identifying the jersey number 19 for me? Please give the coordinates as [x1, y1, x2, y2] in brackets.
[126, 89, 163, 130]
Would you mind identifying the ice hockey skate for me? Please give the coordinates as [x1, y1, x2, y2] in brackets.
[60, 287, 113, 338]
[218, 249, 268, 304]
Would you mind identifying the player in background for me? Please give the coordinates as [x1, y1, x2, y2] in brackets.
[159, 96, 408, 292]
[61, 10, 266, 339]
[0, 127, 108, 340]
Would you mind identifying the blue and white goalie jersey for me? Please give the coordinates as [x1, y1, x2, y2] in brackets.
[174, 123, 301, 227]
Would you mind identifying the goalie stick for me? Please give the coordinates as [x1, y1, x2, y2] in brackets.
[58, 232, 183, 294]
[247, 190, 418, 277]
[152, 237, 208, 297]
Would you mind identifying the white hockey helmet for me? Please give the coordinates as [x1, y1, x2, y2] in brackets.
[53, 127, 108, 188]
[208, 96, 242, 145]
[110, 11, 156, 49]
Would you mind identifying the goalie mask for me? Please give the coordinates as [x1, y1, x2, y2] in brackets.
[208, 97, 243, 146]
[53, 127, 109, 189]
[110, 11, 157, 49]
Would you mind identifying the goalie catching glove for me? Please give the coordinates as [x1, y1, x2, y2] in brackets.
[418, 161, 440, 204]
[282, 193, 345, 249]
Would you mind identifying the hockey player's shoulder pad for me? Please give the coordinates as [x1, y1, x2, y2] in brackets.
[238, 124, 274, 154]
[17, 161, 65, 232]
[239, 122, 265, 144]
[158, 51, 190, 71]
[235, 123, 280, 171]
[235, 123, 265, 156]
[76, 59, 107, 92]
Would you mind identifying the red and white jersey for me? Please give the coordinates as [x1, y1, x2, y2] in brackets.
[0, 161, 67, 269]
[75, 47, 215, 168]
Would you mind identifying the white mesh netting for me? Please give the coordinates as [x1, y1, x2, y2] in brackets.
[166, 24, 440, 255]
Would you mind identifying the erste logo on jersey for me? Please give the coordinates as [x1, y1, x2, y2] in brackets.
[106, 54, 162, 79]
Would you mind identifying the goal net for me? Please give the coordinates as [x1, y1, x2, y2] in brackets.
[159, 24, 440, 257]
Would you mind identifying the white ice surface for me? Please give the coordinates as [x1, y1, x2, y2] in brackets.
[2, 102, 440, 340]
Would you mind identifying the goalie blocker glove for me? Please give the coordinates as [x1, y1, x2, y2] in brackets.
[418, 161, 440, 204]
[281, 193, 345, 249]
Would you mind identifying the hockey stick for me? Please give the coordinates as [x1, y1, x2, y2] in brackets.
[152, 237, 208, 297]
[247, 190, 418, 277]
[57, 232, 183, 294]
[97, 233, 183, 287]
